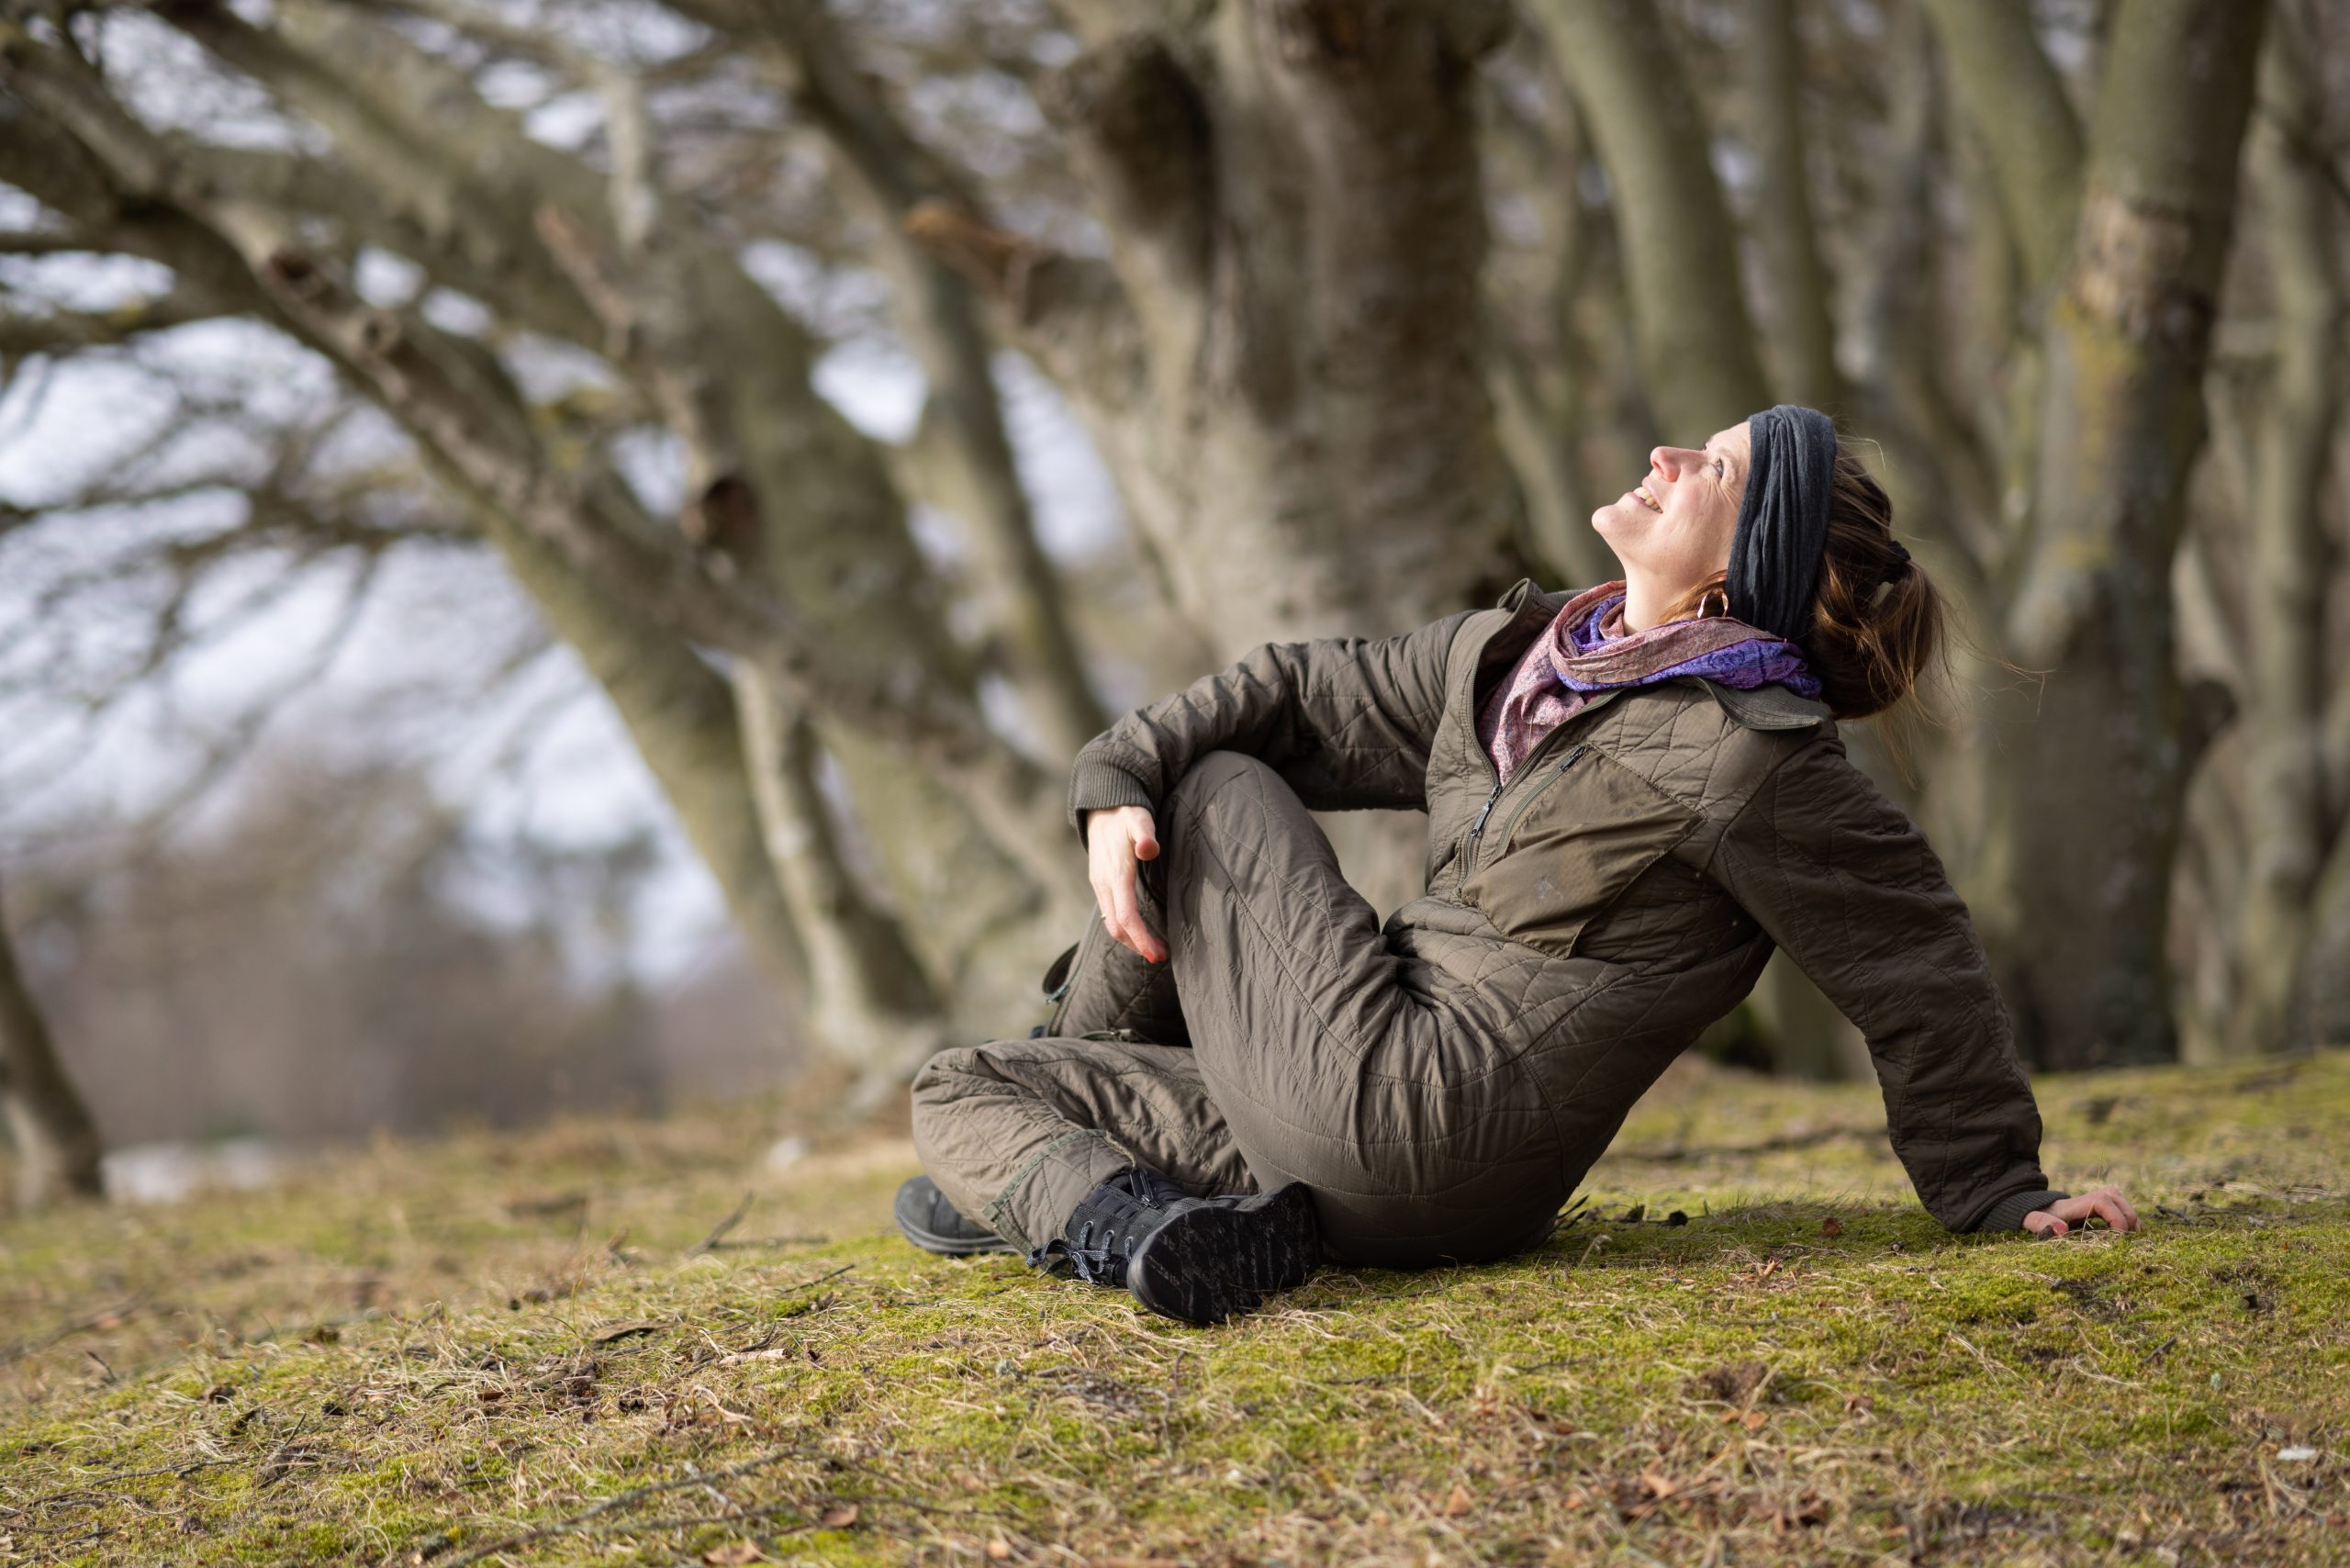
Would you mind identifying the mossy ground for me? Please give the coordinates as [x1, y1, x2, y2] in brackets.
[3, 1052, 2345, 1566]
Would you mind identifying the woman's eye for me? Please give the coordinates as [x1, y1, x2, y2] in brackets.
[1713, 459, 1725, 477]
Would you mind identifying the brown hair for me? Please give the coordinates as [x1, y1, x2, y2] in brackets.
[1655, 446, 1948, 725]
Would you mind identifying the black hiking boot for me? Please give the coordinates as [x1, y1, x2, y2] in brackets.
[893, 1174, 1016, 1255]
[1028, 1166, 1323, 1326]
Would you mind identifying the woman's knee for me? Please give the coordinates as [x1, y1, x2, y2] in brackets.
[909, 1044, 997, 1140]
[1163, 749, 1279, 818]
[911, 1042, 980, 1100]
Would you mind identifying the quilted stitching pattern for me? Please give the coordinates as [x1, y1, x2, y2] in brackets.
[1051, 578, 2056, 1235]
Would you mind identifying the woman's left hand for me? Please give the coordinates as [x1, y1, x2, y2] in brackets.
[2023, 1185, 2141, 1238]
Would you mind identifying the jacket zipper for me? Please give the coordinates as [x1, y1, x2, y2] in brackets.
[1481, 742, 1589, 869]
[1460, 731, 1585, 875]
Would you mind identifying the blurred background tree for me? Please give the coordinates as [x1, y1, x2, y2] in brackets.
[2, 0, 2343, 1206]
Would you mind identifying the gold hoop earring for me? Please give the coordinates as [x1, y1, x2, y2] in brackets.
[1700, 587, 1729, 619]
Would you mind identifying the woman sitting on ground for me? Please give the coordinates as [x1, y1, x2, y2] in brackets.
[893, 403, 2140, 1326]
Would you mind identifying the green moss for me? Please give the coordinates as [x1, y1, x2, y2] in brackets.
[5, 1054, 2349, 1563]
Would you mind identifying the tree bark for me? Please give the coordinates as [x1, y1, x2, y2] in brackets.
[1978, 0, 2268, 1069]
[474, 509, 813, 999]
[2228, 14, 2342, 1058]
[1478, 69, 1618, 589]
[0, 875, 106, 1210]
[124, 0, 1084, 1040]
[1919, 0, 2087, 297]
[733, 670, 946, 1084]
[737, 0, 1112, 764]
[1537, 0, 1772, 438]
[930, 3, 1524, 655]
[1742, 0, 1850, 417]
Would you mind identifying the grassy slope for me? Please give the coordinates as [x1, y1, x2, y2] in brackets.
[1, 1052, 2345, 1567]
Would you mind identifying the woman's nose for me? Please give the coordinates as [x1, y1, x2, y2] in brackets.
[1650, 446, 1689, 479]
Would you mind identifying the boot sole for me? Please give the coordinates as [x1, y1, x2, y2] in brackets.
[1125, 1182, 1322, 1325]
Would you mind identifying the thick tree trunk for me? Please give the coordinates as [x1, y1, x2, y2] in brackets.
[2304, 821, 2350, 1048]
[1978, 0, 2267, 1069]
[742, 0, 1112, 764]
[2227, 17, 2342, 1058]
[1742, 0, 1849, 418]
[146, 0, 1080, 1045]
[1919, 0, 2086, 297]
[475, 510, 811, 998]
[1478, 73, 1620, 591]
[1537, 0, 1772, 438]
[937, 4, 1523, 655]
[0, 876, 106, 1210]
[733, 671, 947, 1083]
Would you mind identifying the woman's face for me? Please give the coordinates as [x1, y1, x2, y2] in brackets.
[1593, 421, 1751, 590]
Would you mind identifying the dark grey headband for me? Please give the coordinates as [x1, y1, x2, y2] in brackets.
[1724, 403, 1839, 644]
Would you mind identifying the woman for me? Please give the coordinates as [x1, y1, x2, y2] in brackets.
[898, 404, 2140, 1327]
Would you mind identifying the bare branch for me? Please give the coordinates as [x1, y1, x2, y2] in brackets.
[2, 34, 1075, 883]
[0, 288, 240, 353]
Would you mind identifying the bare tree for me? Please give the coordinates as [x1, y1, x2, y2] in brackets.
[5, 0, 2342, 1097]
[0, 870, 104, 1209]
[2231, 6, 2345, 1056]
[1940, 0, 2269, 1068]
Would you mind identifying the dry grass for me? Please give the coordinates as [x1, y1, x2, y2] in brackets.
[2, 1051, 2346, 1566]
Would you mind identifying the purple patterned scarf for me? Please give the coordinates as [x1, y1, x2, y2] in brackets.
[1478, 579, 1822, 786]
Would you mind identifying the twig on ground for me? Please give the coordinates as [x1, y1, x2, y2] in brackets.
[0, 1294, 148, 1365]
[689, 1191, 755, 1255]
[778, 1262, 856, 1298]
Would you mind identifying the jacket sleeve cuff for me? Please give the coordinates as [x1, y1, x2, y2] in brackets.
[1067, 758, 1158, 848]
[1974, 1188, 2070, 1233]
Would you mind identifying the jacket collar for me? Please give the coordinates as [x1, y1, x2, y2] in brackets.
[1487, 577, 1830, 734]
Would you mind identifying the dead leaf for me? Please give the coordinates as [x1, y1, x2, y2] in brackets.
[1820, 1218, 1844, 1238]
[701, 1543, 762, 1565]
[1740, 1409, 1769, 1431]
[1442, 1484, 1474, 1518]
[986, 1540, 1013, 1561]
[818, 1504, 858, 1529]
[1639, 1468, 1680, 1500]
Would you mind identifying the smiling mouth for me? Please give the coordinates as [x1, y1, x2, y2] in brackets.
[1628, 484, 1662, 514]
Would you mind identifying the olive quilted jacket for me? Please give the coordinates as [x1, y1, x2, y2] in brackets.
[1067, 577, 2065, 1233]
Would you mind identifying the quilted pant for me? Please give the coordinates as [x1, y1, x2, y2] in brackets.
[909, 751, 1566, 1270]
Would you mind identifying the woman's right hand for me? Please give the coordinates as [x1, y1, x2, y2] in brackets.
[1084, 804, 1168, 964]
